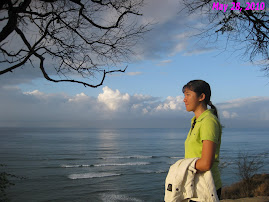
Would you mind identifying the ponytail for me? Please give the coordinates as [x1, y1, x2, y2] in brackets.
[208, 101, 219, 119]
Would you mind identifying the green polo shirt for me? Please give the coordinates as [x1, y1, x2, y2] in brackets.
[185, 109, 222, 190]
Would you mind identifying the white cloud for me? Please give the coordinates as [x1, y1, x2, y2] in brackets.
[183, 47, 215, 56]
[169, 42, 186, 56]
[222, 111, 238, 119]
[1, 85, 269, 128]
[217, 97, 269, 125]
[218, 97, 269, 110]
[23, 90, 44, 96]
[22, 89, 68, 103]
[156, 60, 172, 66]
[131, 104, 143, 110]
[155, 96, 184, 111]
[98, 86, 130, 111]
[169, 31, 215, 57]
[143, 108, 149, 114]
[131, 0, 200, 60]
[68, 92, 89, 102]
[174, 32, 190, 40]
[126, 72, 142, 76]
[133, 93, 153, 101]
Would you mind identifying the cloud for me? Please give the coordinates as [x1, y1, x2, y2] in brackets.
[0, 85, 187, 128]
[183, 47, 215, 56]
[155, 96, 184, 111]
[216, 97, 269, 128]
[141, 0, 182, 25]
[174, 32, 192, 40]
[169, 42, 187, 56]
[98, 86, 130, 111]
[218, 97, 269, 111]
[156, 60, 172, 66]
[132, 0, 198, 60]
[1, 85, 269, 128]
[222, 111, 238, 119]
[68, 92, 89, 102]
[24, 90, 44, 96]
[0, 0, 208, 87]
[167, 28, 216, 57]
[126, 72, 142, 76]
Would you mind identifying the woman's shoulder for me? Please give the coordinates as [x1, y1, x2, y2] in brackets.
[200, 110, 221, 127]
[199, 109, 218, 122]
[200, 111, 222, 136]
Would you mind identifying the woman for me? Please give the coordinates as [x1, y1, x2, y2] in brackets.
[183, 80, 222, 200]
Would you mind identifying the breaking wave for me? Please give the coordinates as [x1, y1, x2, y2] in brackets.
[94, 162, 150, 167]
[61, 162, 150, 168]
[68, 172, 120, 179]
[99, 155, 153, 159]
[100, 193, 143, 202]
[61, 164, 92, 168]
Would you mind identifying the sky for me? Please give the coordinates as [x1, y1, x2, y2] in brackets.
[1, 0, 269, 128]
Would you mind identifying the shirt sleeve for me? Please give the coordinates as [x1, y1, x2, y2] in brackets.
[199, 117, 220, 144]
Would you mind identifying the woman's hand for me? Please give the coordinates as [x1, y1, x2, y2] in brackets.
[195, 140, 216, 171]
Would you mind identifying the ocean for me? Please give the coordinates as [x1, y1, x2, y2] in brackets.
[0, 128, 268, 202]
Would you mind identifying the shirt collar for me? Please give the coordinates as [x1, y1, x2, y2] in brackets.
[191, 109, 213, 123]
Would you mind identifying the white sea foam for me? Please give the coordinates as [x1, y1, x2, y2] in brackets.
[155, 170, 166, 174]
[61, 164, 93, 168]
[99, 155, 153, 159]
[170, 156, 184, 159]
[94, 162, 150, 167]
[131, 155, 153, 159]
[61, 162, 150, 168]
[100, 193, 143, 202]
[68, 172, 120, 179]
[137, 169, 166, 174]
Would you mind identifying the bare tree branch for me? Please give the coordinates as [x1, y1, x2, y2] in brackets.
[0, 0, 149, 87]
[181, 0, 269, 75]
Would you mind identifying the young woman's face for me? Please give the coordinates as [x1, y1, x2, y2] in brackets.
[183, 88, 201, 112]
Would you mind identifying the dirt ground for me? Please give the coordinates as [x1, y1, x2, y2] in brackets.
[221, 196, 269, 202]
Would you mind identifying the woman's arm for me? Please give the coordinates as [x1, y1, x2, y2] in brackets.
[195, 140, 216, 171]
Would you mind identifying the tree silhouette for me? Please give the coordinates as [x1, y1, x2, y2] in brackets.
[0, 0, 149, 87]
[182, 0, 269, 75]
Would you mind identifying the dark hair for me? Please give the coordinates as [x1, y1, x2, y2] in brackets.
[182, 80, 219, 118]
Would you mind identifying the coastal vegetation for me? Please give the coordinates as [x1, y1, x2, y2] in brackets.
[221, 151, 268, 199]
[222, 173, 269, 199]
